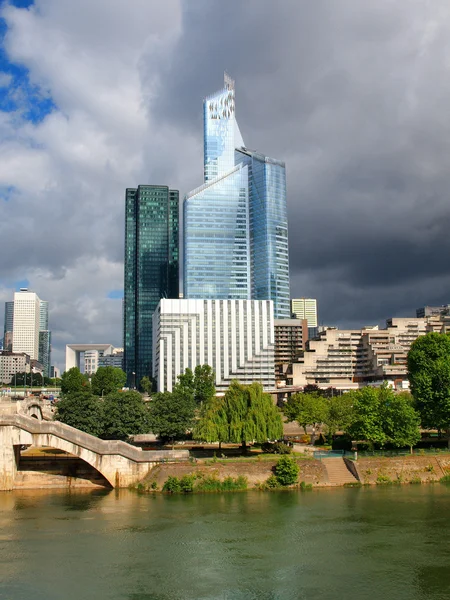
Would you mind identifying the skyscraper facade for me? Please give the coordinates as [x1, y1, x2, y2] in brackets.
[12, 289, 41, 360]
[183, 74, 290, 318]
[38, 300, 51, 378]
[3, 301, 14, 351]
[123, 185, 179, 385]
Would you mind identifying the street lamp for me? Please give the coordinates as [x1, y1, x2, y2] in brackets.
[132, 372, 136, 390]
[13, 358, 18, 397]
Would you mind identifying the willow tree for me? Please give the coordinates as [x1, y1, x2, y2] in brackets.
[194, 381, 283, 452]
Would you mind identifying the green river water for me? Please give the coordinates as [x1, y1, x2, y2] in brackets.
[0, 485, 449, 600]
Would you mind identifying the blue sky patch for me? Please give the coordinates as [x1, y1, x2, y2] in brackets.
[107, 290, 124, 300]
[0, 1, 56, 123]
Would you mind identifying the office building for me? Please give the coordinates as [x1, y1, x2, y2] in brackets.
[3, 301, 14, 351]
[123, 185, 179, 385]
[38, 300, 51, 378]
[12, 290, 41, 360]
[50, 365, 60, 379]
[98, 348, 124, 370]
[153, 299, 275, 393]
[291, 298, 318, 338]
[0, 351, 30, 385]
[184, 74, 290, 318]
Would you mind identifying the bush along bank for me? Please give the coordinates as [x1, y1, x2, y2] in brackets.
[133, 455, 319, 494]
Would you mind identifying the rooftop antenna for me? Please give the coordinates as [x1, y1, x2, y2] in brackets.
[224, 71, 235, 90]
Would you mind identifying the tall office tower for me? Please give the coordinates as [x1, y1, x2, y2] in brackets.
[38, 300, 51, 378]
[3, 301, 14, 351]
[123, 185, 179, 385]
[184, 74, 290, 317]
[12, 289, 41, 360]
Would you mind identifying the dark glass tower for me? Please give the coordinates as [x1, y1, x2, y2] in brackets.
[123, 185, 179, 386]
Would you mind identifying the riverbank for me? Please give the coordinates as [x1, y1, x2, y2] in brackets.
[8, 451, 450, 491]
[134, 453, 450, 492]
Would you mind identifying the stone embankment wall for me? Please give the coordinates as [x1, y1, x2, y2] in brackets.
[142, 458, 329, 489]
[354, 456, 450, 484]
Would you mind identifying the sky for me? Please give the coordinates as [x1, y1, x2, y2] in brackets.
[1, 0, 450, 371]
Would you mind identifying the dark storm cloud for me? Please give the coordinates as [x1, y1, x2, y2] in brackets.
[148, 0, 450, 326]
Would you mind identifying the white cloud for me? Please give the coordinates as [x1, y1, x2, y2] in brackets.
[0, 0, 185, 370]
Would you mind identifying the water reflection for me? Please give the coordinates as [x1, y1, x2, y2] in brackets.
[0, 486, 449, 600]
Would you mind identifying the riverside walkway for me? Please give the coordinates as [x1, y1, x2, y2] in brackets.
[0, 413, 189, 490]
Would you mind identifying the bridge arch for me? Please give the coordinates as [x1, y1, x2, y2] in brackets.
[0, 414, 189, 490]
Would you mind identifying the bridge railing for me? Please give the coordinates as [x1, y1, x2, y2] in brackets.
[0, 414, 189, 463]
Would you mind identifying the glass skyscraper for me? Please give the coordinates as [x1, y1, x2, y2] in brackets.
[184, 74, 290, 317]
[123, 185, 179, 386]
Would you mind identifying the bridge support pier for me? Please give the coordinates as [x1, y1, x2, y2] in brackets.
[0, 426, 31, 491]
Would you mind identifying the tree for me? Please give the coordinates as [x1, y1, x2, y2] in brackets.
[347, 387, 386, 449]
[322, 394, 354, 441]
[408, 332, 450, 443]
[283, 392, 328, 445]
[195, 381, 283, 451]
[61, 367, 90, 395]
[54, 390, 103, 437]
[91, 367, 126, 397]
[139, 376, 153, 395]
[101, 391, 149, 441]
[148, 387, 196, 445]
[381, 390, 421, 451]
[194, 396, 228, 449]
[193, 364, 216, 405]
[176, 365, 216, 405]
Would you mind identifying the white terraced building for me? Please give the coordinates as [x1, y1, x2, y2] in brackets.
[152, 299, 275, 393]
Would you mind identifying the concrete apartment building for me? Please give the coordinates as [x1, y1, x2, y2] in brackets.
[288, 317, 435, 391]
[0, 351, 30, 385]
[274, 319, 308, 365]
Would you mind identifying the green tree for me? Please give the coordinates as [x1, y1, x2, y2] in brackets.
[408, 332, 450, 443]
[381, 390, 421, 451]
[61, 367, 90, 395]
[194, 396, 228, 450]
[139, 376, 153, 395]
[322, 394, 354, 441]
[193, 364, 216, 405]
[91, 367, 127, 397]
[54, 390, 103, 437]
[275, 455, 299, 486]
[283, 392, 328, 445]
[148, 387, 196, 445]
[195, 381, 283, 451]
[101, 390, 149, 441]
[347, 387, 386, 449]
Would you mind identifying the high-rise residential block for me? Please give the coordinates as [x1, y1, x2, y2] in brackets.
[12, 290, 41, 360]
[184, 74, 290, 318]
[123, 185, 179, 385]
[153, 299, 275, 393]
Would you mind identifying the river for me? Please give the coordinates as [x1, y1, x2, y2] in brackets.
[0, 486, 449, 600]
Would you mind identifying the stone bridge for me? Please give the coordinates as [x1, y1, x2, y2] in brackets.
[0, 414, 189, 490]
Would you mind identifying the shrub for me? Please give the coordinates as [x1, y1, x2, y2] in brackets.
[180, 474, 196, 493]
[162, 476, 182, 493]
[275, 455, 299, 486]
[150, 481, 158, 490]
[376, 473, 392, 485]
[195, 475, 247, 492]
[410, 475, 422, 484]
[439, 474, 450, 484]
[265, 475, 280, 489]
[261, 442, 292, 455]
[300, 480, 313, 491]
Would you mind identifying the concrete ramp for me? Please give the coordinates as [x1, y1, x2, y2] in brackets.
[0, 414, 189, 490]
[322, 457, 359, 486]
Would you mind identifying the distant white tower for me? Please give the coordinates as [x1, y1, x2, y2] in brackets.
[12, 289, 41, 360]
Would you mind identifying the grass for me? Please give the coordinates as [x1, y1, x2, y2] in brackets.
[201, 453, 312, 465]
